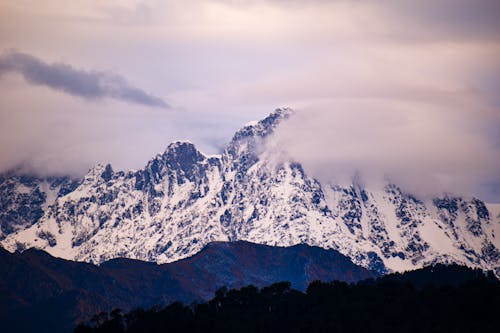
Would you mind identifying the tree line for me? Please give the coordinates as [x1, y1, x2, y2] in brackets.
[75, 264, 500, 333]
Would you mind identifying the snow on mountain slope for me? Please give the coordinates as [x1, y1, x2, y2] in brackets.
[1, 108, 499, 275]
[0, 174, 79, 239]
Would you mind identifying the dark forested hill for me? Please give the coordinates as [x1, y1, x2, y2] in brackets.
[75, 265, 500, 333]
[0, 241, 375, 333]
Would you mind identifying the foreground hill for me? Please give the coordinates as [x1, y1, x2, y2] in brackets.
[0, 241, 375, 333]
[75, 265, 500, 333]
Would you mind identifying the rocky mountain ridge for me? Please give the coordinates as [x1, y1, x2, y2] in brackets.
[1, 108, 499, 275]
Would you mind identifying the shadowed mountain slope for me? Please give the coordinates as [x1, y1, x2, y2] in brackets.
[0, 241, 376, 333]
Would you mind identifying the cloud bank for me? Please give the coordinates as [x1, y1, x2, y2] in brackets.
[0, 50, 168, 108]
[266, 102, 500, 200]
[0, 0, 499, 201]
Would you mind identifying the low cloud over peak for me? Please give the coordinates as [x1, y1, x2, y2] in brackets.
[266, 102, 500, 201]
[0, 50, 168, 109]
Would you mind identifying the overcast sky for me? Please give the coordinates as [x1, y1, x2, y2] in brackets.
[0, 0, 499, 201]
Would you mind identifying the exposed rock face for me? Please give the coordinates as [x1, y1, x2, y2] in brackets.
[1, 108, 499, 275]
[0, 173, 78, 239]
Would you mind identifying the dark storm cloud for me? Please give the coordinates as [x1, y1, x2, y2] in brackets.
[0, 50, 169, 108]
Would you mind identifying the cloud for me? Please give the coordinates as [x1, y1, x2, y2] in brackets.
[377, 0, 500, 42]
[209, 0, 500, 43]
[0, 1, 499, 201]
[0, 81, 226, 178]
[265, 102, 500, 200]
[0, 50, 168, 108]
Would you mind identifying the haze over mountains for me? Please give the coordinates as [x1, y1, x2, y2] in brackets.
[1, 109, 499, 276]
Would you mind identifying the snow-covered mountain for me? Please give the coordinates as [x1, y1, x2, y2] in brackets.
[1, 108, 499, 275]
[0, 173, 79, 239]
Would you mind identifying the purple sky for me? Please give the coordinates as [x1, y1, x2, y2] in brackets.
[0, 0, 499, 201]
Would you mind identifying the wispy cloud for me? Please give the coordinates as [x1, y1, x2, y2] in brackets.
[0, 50, 168, 108]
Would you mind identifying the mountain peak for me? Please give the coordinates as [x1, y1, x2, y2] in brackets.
[269, 106, 294, 120]
[165, 140, 196, 151]
[83, 163, 114, 184]
[231, 108, 293, 143]
[162, 140, 205, 165]
[225, 108, 294, 167]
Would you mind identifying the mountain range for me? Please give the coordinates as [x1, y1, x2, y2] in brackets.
[1, 108, 499, 276]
